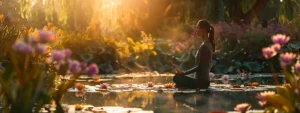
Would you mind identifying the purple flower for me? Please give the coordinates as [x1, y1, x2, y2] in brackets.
[271, 43, 281, 51]
[68, 60, 82, 74]
[49, 50, 66, 63]
[80, 62, 87, 69]
[85, 63, 99, 76]
[12, 41, 33, 54]
[295, 62, 300, 73]
[271, 34, 290, 45]
[262, 47, 277, 59]
[38, 30, 55, 43]
[221, 75, 230, 84]
[234, 103, 251, 113]
[279, 53, 296, 67]
[297, 56, 300, 62]
[34, 44, 47, 54]
[64, 49, 72, 58]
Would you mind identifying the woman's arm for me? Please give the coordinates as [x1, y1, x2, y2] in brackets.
[180, 45, 210, 75]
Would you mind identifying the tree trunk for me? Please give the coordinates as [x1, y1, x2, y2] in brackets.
[242, 0, 270, 24]
[194, 0, 206, 19]
[230, 0, 244, 22]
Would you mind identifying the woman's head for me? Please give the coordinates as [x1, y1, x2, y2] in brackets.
[196, 19, 215, 52]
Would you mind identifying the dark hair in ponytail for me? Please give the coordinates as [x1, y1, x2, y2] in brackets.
[197, 19, 215, 52]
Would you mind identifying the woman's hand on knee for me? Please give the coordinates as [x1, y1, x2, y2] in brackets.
[173, 69, 184, 76]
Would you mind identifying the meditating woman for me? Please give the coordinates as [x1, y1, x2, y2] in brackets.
[173, 19, 214, 89]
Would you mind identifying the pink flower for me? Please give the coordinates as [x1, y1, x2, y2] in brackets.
[221, 75, 230, 84]
[241, 73, 247, 80]
[279, 53, 296, 67]
[262, 47, 277, 59]
[258, 101, 267, 107]
[256, 91, 275, 101]
[12, 41, 33, 54]
[34, 44, 47, 54]
[271, 34, 290, 45]
[64, 49, 72, 59]
[100, 83, 108, 89]
[295, 62, 300, 73]
[68, 60, 82, 74]
[85, 63, 99, 76]
[171, 49, 176, 53]
[271, 43, 281, 51]
[297, 56, 300, 62]
[209, 72, 215, 80]
[38, 30, 55, 43]
[147, 82, 153, 87]
[234, 103, 251, 113]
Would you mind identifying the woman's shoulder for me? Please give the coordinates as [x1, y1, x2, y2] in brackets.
[200, 42, 212, 51]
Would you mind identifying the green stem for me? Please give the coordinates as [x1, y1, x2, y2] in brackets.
[268, 60, 279, 85]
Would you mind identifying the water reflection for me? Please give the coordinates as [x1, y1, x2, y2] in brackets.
[171, 90, 217, 113]
[63, 90, 264, 113]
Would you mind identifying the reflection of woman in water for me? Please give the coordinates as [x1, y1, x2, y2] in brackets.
[173, 19, 214, 89]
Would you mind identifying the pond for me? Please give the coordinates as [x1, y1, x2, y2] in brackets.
[62, 74, 283, 113]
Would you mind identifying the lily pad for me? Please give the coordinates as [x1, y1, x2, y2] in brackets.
[80, 53, 94, 62]
[234, 61, 242, 68]
[243, 61, 262, 72]
[98, 64, 114, 73]
[213, 64, 228, 74]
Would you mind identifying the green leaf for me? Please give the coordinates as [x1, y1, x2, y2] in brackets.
[98, 64, 113, 73]
[288, 43, 300, 50]
[234, 61, 242, 68]
[243, 61, 262, 72]
[80, 53, 94, 62]
[2, 62, 13, 81]
[213, 64, 228, 74]
[211, 60, 217, 67]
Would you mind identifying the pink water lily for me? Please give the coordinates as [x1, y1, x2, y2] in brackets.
[262, 47, 277, 59]
[100, 83, 108, 89]
[271, 43, 281, 51]
[256, 91, 275, 101]
[295, 62, 300, 73]
[234, 103, 251, 113]
[279, 53, 296, 68]
[271, 34, 290, 45]
[241, 72, 248, 80]
[221, 75, 230, 84]
[209, 72, 215, 80]
[258, 101, 267, 107]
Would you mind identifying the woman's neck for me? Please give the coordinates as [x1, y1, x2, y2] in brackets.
[202, 35, 209, 41]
